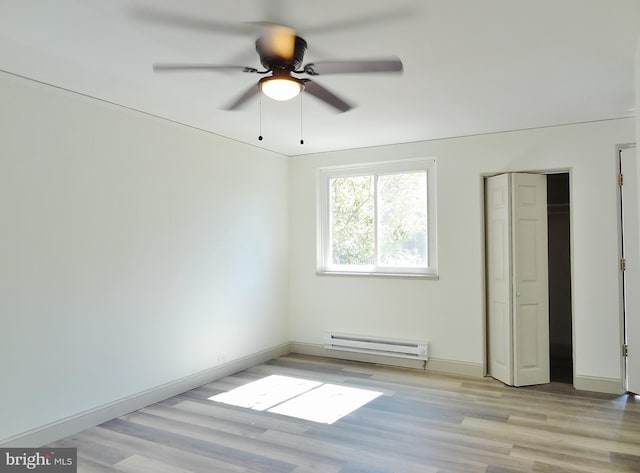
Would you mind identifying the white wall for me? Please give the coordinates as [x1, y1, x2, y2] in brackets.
[290, 118, 635, 387]
[0, 72, 290, 443]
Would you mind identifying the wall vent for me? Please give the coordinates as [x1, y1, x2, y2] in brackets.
[325, 332, 428, 360]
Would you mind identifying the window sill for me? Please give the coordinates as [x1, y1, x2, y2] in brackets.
[316, 270, 439, 280]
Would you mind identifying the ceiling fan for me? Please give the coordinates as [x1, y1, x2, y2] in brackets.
[149, 18, 404, 113]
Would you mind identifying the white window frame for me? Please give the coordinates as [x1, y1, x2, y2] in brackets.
[317, 158, 437, 278]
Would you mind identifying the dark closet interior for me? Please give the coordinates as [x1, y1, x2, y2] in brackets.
[547, 173, 573, 383]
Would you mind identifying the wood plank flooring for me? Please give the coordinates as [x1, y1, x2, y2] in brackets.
[48, 355, 640, 473]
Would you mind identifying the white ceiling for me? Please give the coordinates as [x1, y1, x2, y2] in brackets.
[1, 0, 639, 157]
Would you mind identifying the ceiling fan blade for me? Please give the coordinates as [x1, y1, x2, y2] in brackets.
[153, 64, 258, 73]
[304, 58, 403, 76]
[223, 83, 260, 110]
[303, 81, 352, 113]
[131, 7, 256, 36]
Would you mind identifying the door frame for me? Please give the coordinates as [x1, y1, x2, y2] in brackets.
[616, 143, 637, 392]
[480, 168, 575, 385]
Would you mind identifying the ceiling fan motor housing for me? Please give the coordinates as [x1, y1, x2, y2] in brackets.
[256, 36, 308, 71]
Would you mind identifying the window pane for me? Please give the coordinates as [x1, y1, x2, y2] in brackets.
[378, 171, 428, 267]
[330, 175, 375, 265]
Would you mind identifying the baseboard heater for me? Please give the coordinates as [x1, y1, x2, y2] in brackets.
[325, 332, 428, 360]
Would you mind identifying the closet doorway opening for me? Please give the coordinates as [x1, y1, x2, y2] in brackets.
[547, 173, 573, 383]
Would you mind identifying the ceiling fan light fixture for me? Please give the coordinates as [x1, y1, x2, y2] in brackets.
[260, 76, 303, 101]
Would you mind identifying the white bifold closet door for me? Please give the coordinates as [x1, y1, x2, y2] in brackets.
[486, 173, 550, 386]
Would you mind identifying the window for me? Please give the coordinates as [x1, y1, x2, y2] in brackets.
[317, 158, 437, 277]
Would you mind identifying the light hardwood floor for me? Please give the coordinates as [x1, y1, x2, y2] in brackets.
[49, 354, 640, 473]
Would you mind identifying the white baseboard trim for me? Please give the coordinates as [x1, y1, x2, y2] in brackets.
[0, 343, 291, 448]
[290, 342, 483, 378]
[574, 375, 624, 395]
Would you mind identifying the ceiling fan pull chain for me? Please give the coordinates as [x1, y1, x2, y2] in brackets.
[258, 92, 263, 141]
[300, 91, 304, 145]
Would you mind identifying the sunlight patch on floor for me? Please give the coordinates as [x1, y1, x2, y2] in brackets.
[209, 375, 321, 411]
[208, 374, 382, 424]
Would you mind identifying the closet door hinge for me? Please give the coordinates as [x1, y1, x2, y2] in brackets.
[621, 258, 626, 271]
[623, 344, 629, 357]
[618, 173, 624, 187]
